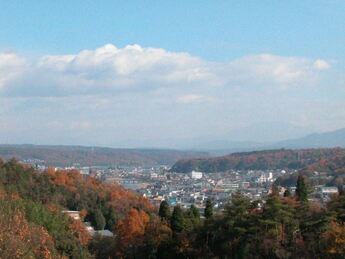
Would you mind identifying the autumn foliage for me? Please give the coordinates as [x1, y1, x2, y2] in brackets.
[0, 205, 57, 258]
[0, 158, 153, 258]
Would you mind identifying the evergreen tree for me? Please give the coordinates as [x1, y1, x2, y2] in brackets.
[259, 195, 296, 257]
[186, 204, 200, 228]
[208, 193, 253, 258]
[296, 174, 308, 202]
[106, 207, 117, 230]
[159, 200, 170, 221]
[171, 206, 184, 233]
[93, 209, 106, 230]
[189, 204, 200, 219]
[204, 199, 213, 219]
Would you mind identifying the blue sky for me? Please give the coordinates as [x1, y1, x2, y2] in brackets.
[1, 1, 344, 60]
[0, 1, 344, 148]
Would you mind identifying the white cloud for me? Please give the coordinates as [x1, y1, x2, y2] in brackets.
[176, 94, 215, 104]
[313, 59, 330, 70]
[0, 52, 27, 90]
[0, 44, 331, 97]
[227, 54, 330, 87]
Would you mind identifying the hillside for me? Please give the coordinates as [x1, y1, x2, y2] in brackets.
[271, 128, 345, 149]
[0, 144, 208, 167]
[275, 150, 345, 187]
[192, 128, 345, 153]
[171, 148, 345, 173]
[0, 158, 154, 258]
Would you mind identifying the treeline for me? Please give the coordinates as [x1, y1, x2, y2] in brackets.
[171, 148, 345, 173]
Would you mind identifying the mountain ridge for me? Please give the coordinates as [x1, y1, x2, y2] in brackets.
[0, 144, 208, 167]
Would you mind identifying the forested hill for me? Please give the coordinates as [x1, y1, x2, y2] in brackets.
[171, 148, 345, 173]
[0, 144, 208, 167]
[0, 158, 154, 258]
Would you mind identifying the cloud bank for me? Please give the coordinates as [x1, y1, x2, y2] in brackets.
[0, 44, 330, 98]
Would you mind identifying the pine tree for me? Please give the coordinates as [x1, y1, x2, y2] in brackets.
[106, 207, 117, 230]
[296, 174, 308, 202]
[187, 204, 200, 227]
[204, 199, 213, 219]
[189, 204, 200, 219]
[260, 194, 295, 256]
[159, 200, 170, 221]
[170, 206, 184, 233]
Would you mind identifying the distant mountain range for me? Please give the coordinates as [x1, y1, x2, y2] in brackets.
[198, 128, 345, 154]
[1, 128, 344, 167]
[0, 145, 208, 167]
[271, 128, 345, 149]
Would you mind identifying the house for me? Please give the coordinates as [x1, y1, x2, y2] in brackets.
[62, 210, 81, 221]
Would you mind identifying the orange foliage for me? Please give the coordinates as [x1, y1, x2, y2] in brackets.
[79, 208, 87, 220]
[117, 208, 150, 246]
[0, 189, 5, 200]
[323, 221, 345, 255]
[0, 208, 56, 258]
[45, 203, 60, 214]
[45, 168, 153, 216]
[69, 219, 91, 246]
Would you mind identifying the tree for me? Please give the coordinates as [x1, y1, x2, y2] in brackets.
[322, 221, 345, 256]
[159, 200, 170, 221]
[327, 191, 345, 222]
[106, 207, 117, 230]
[258, 195, 296, 258]
[171, 206, 184, 233]
[93, 209, 106, 230]
[116, 208, 150, 257]
[189, 205, 200, 220]
[204, 199, 213, 219]
[296, 174, 308, 202]
[184, 205, 201, 230]
[210, 193, 253, 257]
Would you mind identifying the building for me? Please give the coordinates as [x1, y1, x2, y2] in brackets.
[320, 186, 338, 195]
[190, 171, 203, 179]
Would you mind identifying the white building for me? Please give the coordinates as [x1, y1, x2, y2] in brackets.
[190, 170, 203, 179]
[321, 187, 338, 194]
[257, 174, 267, 184]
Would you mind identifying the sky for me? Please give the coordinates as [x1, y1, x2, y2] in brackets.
[0, 1, 344, 148]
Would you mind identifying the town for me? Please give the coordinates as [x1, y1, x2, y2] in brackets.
[26, 158, 340, 212]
